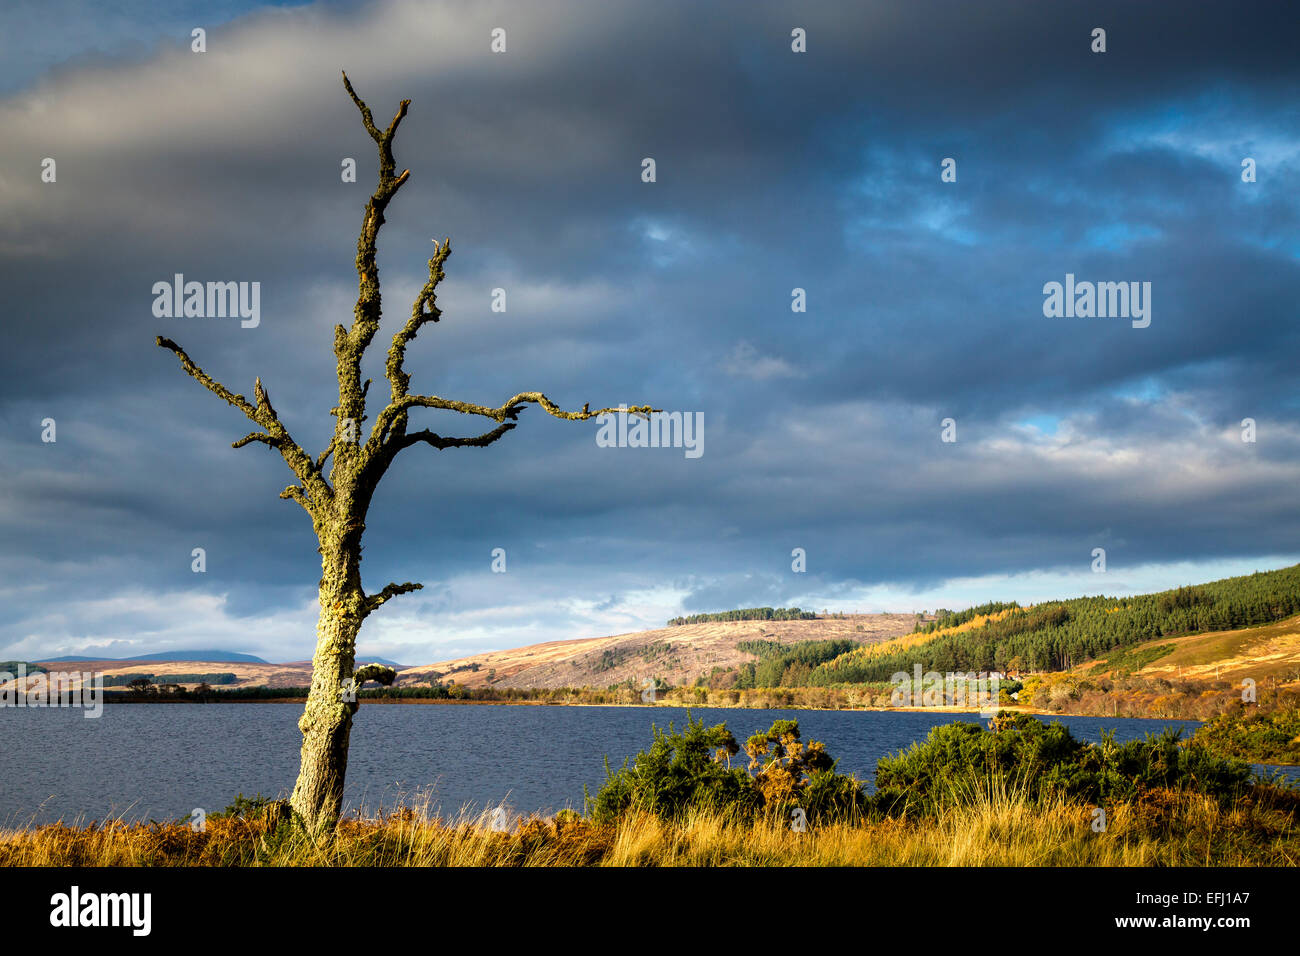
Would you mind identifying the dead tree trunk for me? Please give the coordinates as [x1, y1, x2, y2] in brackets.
[157, 72, 656, 834]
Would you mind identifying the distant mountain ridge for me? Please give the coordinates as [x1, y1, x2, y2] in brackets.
[356, 656, 407, 670]
[38, 650, 270, 664]
[35, 650, 409, 668]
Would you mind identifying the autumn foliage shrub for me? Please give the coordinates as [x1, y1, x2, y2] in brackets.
[587, 715, 864, 825]
[872, 713, 1254, 817]
[1195, 696, 1300, 764]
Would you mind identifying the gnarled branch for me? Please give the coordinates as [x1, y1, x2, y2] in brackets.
[157, 336, 259, 419]
[361, 421, 518, 487]
[364, 582, 423, 615]
[383, 237, 452, 424]
[368, 392, 656, 459]
[336, 72, 412, 444]
[352, 663, 397, 686]
[342, 73, 409, 176]
[234, 431, 278, 450]
[157, 336, 332, 511]
[315, 437, 336, 470]
[495, 393, 658, 423]
[395, 422, 516, 452]
[279, 484, 311, 512]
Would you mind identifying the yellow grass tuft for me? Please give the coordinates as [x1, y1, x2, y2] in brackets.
[3, 785, 1296, 867]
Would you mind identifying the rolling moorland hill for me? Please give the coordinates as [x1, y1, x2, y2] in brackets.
[397, 612, 919, 691]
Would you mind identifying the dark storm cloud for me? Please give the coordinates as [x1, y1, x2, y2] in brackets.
[1, 0, 1298, 659]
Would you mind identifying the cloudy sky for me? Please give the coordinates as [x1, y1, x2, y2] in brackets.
[1, 0, 1298, 664]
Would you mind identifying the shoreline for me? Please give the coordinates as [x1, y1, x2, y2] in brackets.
[95, 695, 1190, 721]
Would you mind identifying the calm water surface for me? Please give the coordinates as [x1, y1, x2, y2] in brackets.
[1, 704, 1295, 826]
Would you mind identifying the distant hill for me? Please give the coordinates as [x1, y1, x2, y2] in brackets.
[38, 650, 269, 664]
[0, 660, 46, 674]
[357, 656, 407, 670]
[1076, 615, 1300, 685]
[810, 563, 1300, 684]
[397, 613, 919, 691]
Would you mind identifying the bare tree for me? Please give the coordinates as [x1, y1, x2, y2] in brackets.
[157, 73, 655, 833]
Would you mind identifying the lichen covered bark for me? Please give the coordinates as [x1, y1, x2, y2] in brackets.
[288, 537, 365, 833]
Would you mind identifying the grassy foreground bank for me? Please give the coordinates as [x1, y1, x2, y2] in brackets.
[3, 785, 1298, 866]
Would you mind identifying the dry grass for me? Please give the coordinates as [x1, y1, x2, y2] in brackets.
[3, 786, 1297, 867]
